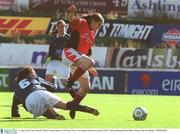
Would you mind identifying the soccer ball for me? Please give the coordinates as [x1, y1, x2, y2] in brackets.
[133, 107, 148, 121]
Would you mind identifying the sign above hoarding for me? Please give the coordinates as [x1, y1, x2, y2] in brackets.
[29, 0, 128, 17]
[0, 0, 13, 11]
[128, 0, 180, 20]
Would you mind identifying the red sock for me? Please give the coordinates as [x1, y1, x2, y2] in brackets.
[68, 64, 87, 84]
[72, 92, 84, 106]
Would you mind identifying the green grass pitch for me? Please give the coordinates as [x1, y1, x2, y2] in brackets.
[0, 92, 180, 128]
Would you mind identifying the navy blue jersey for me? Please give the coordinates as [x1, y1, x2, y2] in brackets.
[14, 76, 56, 103]
[12, 76, 56, 115]
[48, 33, 70, 60]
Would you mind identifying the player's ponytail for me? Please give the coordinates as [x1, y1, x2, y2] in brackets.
[14, 66, 34, 84]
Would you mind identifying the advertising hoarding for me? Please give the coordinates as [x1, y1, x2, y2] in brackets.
[128, 0, 180, 20]
[105, 48, 180, 69]
[151, 24, 180, 47]
[128, 71, 180, 96]
[0, 44, 107, 68]
[96, 21, 153, 40]
[9, 68, 126, 94]
[3, 67, 180, 96]
[0, 16, 50, 37]
[0, 68, 10, 91]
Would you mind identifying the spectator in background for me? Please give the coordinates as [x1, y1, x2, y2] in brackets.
[106, 11, 118, 20]
[55, 9, 61, 20]
[0, 32, 5, 37]
[45, 20, 70, 86]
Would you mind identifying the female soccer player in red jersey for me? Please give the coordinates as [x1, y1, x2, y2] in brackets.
[62, 5, 104, 118]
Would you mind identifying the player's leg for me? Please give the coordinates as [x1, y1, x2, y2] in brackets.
[56, 61, 76, 97]
[72, 76, 90, 105]
[66, 102, 99, 117]
[25, 90, 66, 119]
[45, 71, 98, 120]
[51, 84, 99, 119]
[53, 97, 99, 118]
[45, 74, 54, 82]
[62, 79, 77, 97]
[45, 60, 56, 82]
[42, 108, 65, 120]
[64, 55, 94, 88]
[62, 48, 94, 90]
[68, 73, 90, 119]
[75, 105, 99, 116]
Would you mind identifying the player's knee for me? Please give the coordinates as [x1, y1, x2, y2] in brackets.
[85, 87, 90, 93]
[87, 58, 95, 67]
[83, 85, 90, 93]
[78, 89, 88, 96]
[91, 58, 95, 66]
[79, 56, 94, 68]
[80, 82, 90, 93]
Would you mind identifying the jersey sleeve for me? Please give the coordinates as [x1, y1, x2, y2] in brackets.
[11, 94, 21, 117]
[38, 77, 57, 92]
[70, 18, 86, 31]
[48, 36, 56, 58]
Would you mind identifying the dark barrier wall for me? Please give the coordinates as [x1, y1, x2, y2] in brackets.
[0, 68, 10, 91]
[9, 68, 126, 94]
[1, 67, 179, 96]
[128, 71, 180, 96]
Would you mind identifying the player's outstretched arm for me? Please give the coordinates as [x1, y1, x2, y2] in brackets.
[88, 67, 98, 77]
[11, 94, 21, 117]
[38, 77, 57, 92]
[68, 4, 76, 23]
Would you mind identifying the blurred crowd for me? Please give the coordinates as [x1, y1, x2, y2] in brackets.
[1, 1, 180, 49]
[0, 8, 128, 48]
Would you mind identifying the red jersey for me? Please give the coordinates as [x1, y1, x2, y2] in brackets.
[69, 18, 95, 55]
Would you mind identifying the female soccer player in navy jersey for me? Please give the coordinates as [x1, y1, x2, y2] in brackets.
[11, 66, 99, 119]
